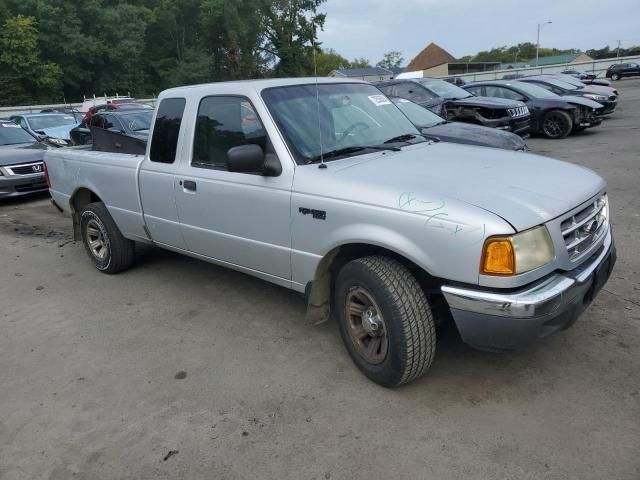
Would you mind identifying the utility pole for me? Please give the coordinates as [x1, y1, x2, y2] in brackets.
[616, 40, 622, 61]
[536, 21, 553, 66]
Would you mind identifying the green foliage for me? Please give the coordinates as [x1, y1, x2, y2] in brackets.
[586, 45, 640, 59]
[377, 51, 403, 69]
[0, 0, 327, 105]
[460, 42, 580, 64]
[314, 48, 349, 76]
[0, 15, 61, 106]
[348, 57, 371, 69]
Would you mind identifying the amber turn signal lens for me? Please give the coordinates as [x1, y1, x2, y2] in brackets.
[481, 238, 515, 275]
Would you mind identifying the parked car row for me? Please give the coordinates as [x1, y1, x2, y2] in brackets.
[375, 72, 620, 144]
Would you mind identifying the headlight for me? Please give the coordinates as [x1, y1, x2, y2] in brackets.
[481, 225, 555, 275]
[584, 94, 607, 101]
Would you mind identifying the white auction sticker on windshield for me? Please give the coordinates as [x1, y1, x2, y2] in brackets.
[1, 123, 21, 128]
[368, 95, 391, 106]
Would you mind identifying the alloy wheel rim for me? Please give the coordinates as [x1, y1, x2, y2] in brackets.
[544, 115, 564, 137]
[344, 287, 389, 364]
[86, 219, 108, 260]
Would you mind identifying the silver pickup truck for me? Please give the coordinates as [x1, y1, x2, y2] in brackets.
[45, 78, 616, 387]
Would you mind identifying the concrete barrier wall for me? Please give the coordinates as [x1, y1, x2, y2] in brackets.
[0, 98, 157, 116]
[440, 55, 640, 82]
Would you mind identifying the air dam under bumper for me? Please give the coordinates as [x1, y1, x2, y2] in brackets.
[441, 227, 615, 351]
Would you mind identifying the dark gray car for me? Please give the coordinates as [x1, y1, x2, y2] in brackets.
[391, 97, 527, 151]
[0, 121, 48, 199]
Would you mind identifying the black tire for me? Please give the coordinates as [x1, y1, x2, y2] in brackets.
[542, 110, 573, 139]
[611, 73, 620, 81]
[335, 256, 436, 387]
[79, 202, 135, 274]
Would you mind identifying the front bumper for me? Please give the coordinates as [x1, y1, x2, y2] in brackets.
[596, 100, 617, 115]
[441, 227, 616, 351]
[491, 116, 531, 137]
[0, 174, 48, 199]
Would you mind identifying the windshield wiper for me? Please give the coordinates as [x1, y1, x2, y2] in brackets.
[383, 133, 418, 144]
[307, 145, 400, 164]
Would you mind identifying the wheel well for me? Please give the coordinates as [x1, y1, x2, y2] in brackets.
[70, 187, 102, 214]
[304, 243, 444, 325]
[69, 188, 103, 240]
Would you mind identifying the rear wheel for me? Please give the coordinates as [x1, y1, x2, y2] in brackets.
[335, 256, 436, 387]
[80, 202, 135, 274]
[611, 73, 620, 81]
[542, 110, 573, 139]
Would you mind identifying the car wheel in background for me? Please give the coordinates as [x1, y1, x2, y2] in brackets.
[335, 256, 436, 387]
[611, 73, 621, 81]
[542, 110, 573, 139]
[80, 202, 135, 274]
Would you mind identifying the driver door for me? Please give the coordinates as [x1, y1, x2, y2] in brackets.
[173, 95, 293, 280]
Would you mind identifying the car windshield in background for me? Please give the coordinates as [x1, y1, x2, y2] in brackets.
[511, 81, 560, 99]
[391, 97, 445, 128]
[262, 83, 421, 164]
[28, 115, 77, 130]
[0, 123, 37, 145]
[120, 111, 152, 131]
[538, 78, 580, 91]
[417, 79, 472, 99]
[551, 74, 585, 87]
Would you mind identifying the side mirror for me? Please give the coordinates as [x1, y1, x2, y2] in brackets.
[226, 144, 265, 173]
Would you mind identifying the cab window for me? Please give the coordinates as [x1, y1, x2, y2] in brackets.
[192, 96, 267, 170]
[149, 97, 186, 164]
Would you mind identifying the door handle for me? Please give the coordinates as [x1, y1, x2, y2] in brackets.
[183, 180, 197, 192]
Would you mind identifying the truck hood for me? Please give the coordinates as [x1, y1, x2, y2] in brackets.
[304, 142, 605, 232]
[563, 95, 604, 109]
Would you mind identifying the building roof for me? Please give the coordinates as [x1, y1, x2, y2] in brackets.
[332, 67, 394, 77]
[387, 66, 406, 75]
[406, 43, 456, 71]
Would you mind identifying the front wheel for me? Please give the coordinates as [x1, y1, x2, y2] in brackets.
[80, 202, 135, 274]
[611, 73, 620, 81]
[542, 110, 573, 139]
[335, 256, 436, 387]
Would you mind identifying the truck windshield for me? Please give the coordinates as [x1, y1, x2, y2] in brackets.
[119, 111, 152, 132]
[262, 83, 421, 164]
[0, 122, 37, 145]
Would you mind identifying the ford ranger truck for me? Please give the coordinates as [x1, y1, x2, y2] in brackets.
[45, 78, 616, 387]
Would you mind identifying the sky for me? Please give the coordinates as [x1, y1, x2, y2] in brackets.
[318, 0, 640, 65]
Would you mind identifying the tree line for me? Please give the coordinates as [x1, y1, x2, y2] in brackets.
[0, 0, 405, 107]
[458, 42, 640, 64]
[0, 0, 331, 105]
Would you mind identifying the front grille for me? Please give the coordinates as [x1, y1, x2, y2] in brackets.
[560, 194, 608, 260]
[8, 162, 44, 175]
[507, 106, 529, 118]
[14, 181, 48, 192]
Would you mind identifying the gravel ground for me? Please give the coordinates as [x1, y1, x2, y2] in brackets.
[1, 79, 639, 480]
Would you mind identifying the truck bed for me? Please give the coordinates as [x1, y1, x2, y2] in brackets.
[45, 149, 148, 242]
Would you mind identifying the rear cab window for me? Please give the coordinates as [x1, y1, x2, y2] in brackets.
[150, 98, 186, 164]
